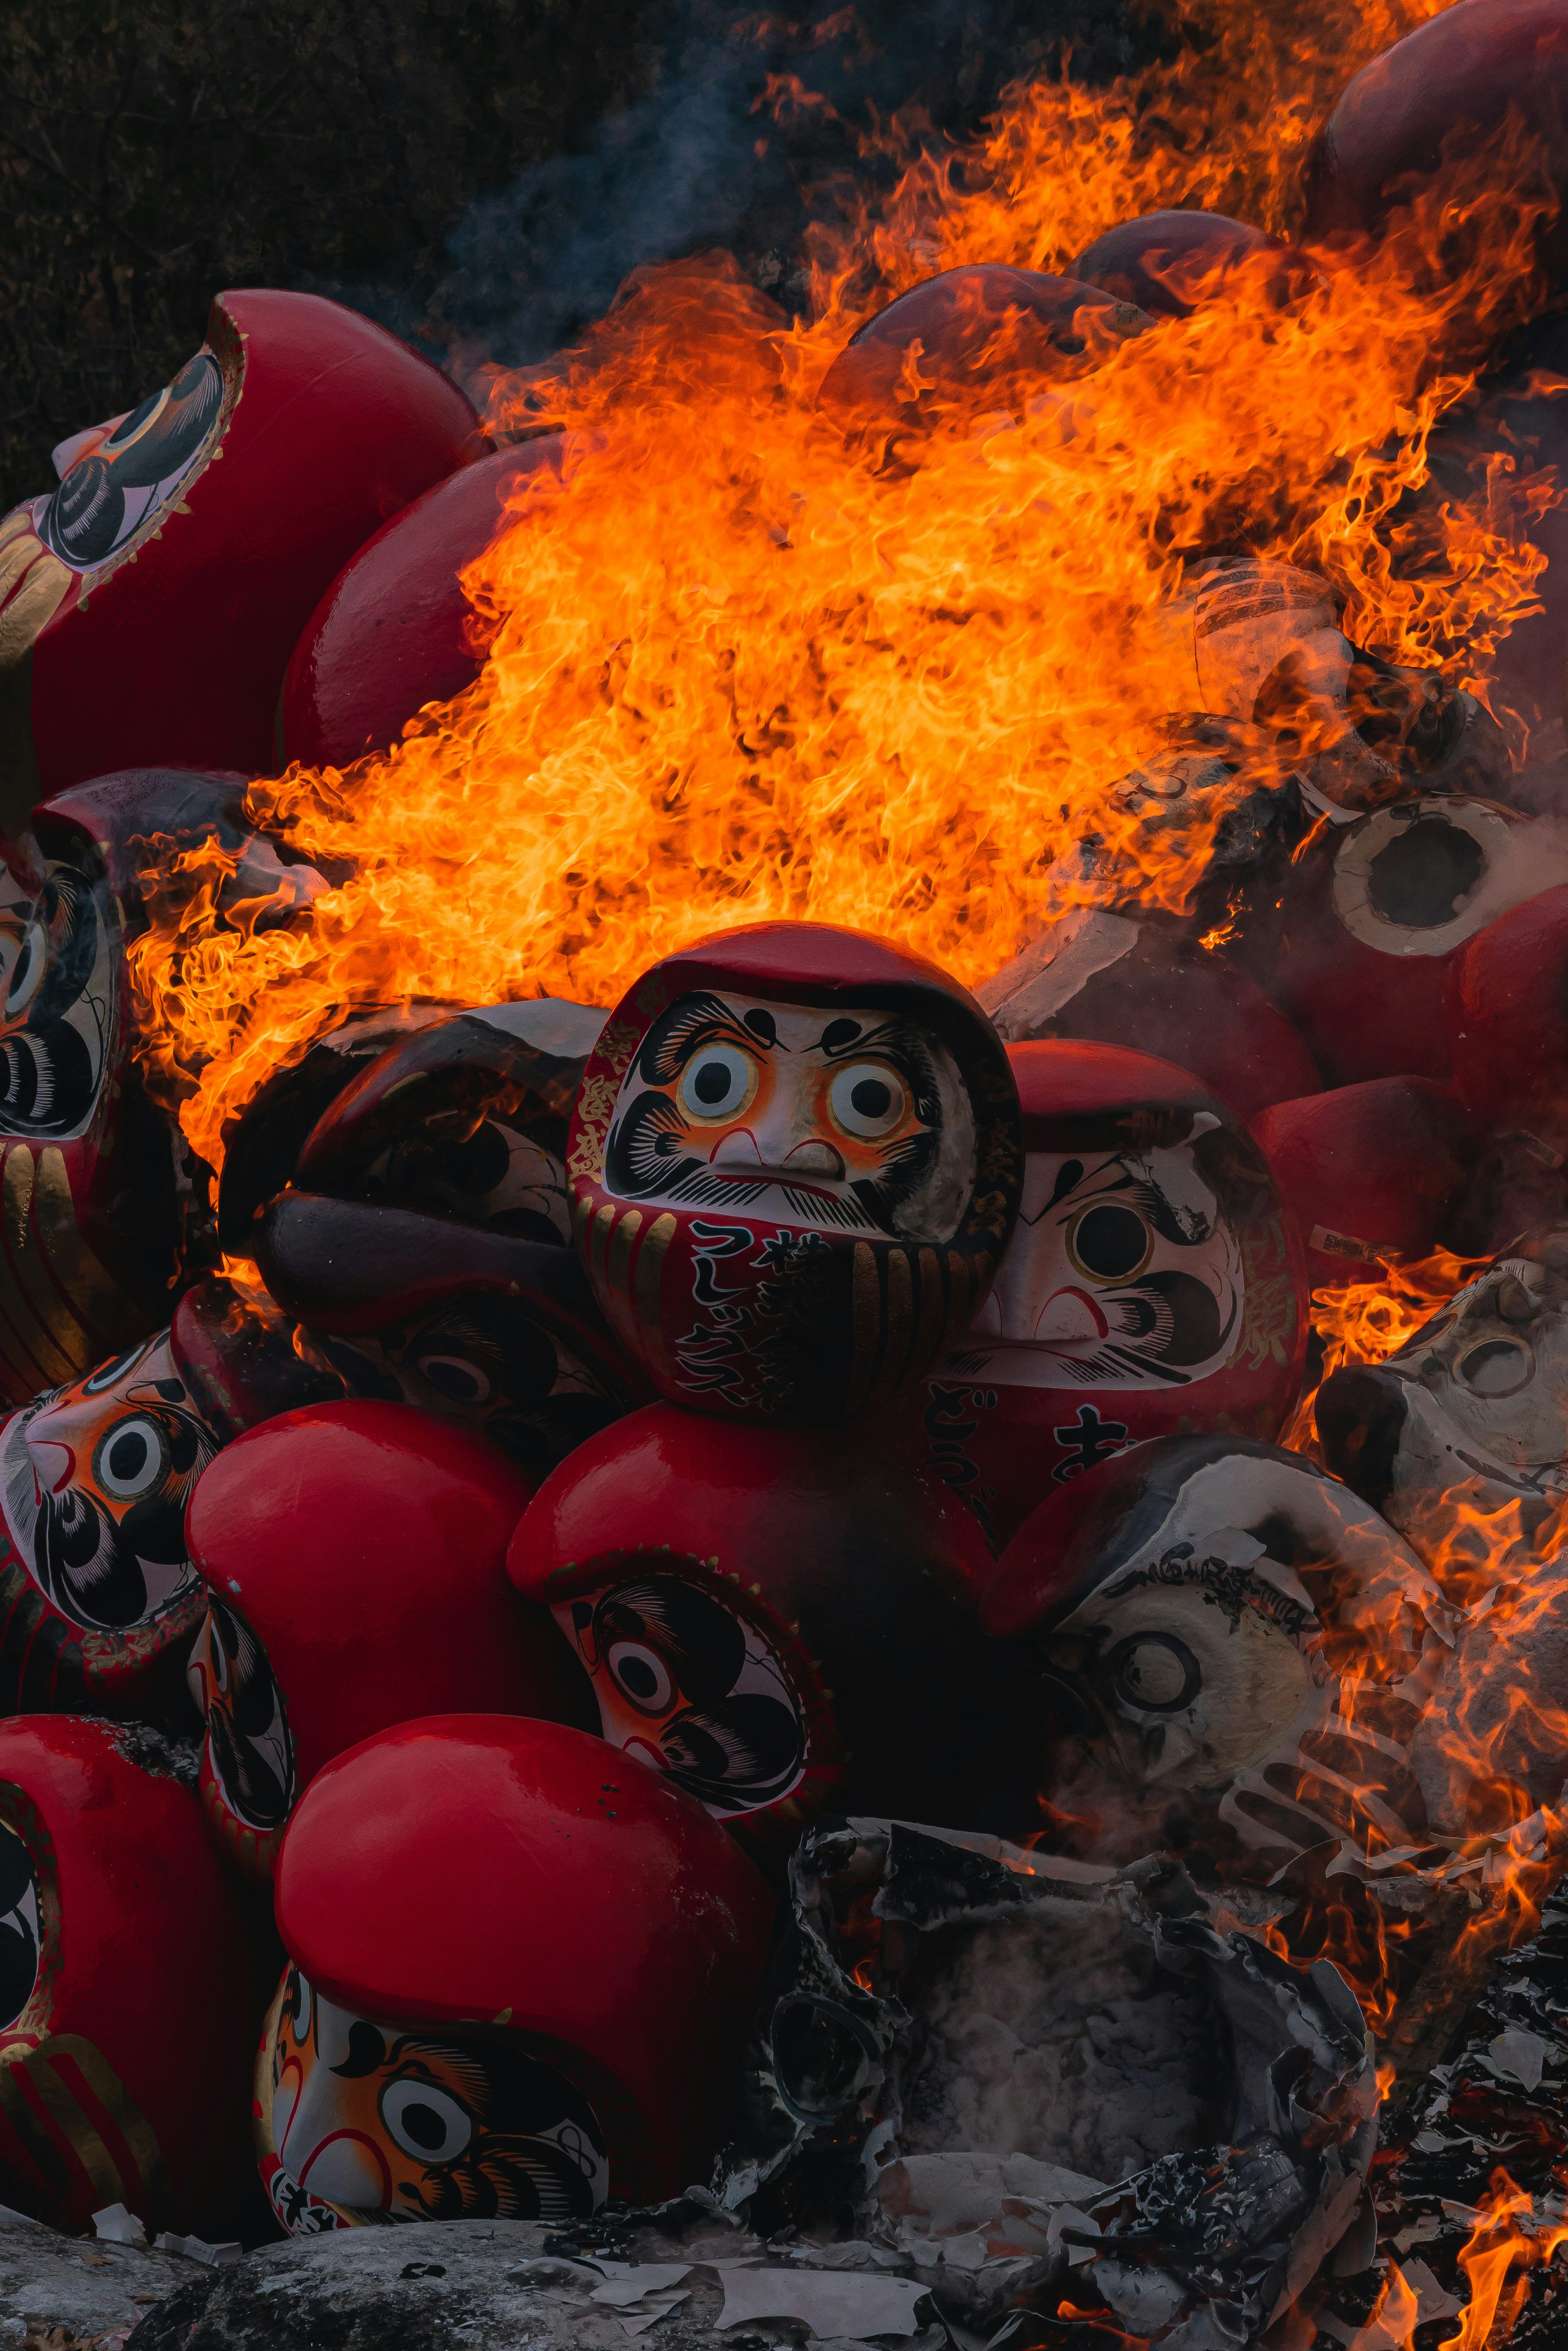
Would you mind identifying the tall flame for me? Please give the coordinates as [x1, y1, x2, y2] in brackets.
[129, 0, 1559, 1173]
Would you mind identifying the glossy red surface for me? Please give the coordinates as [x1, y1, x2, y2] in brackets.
[0, 1714, 265, 2236]
[16, 290, 480, 794]
[1252, 1077, 1476, 1289]
[818, 266, 1145, 439]
[185, 1400, 578, 1876]
[1072, 210, 1294, 317]
[1444, 883, 1568, 1155]
[275, 1714, 773, 2201]
[280, 436, 563, 770]
[1304, 0, 1568, 271]
[922, 1040, 1308, 1548]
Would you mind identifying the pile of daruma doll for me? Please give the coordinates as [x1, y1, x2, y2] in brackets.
[1, 0, 1568, 2262]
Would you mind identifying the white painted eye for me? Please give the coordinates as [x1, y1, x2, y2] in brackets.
[417, 1354, 492, 1405]
[828, 1062, 906, 1140]
[4, 923, 46, 1018]
[1108, 1633, 1201, 1714]
[381, 2077, 473, 2164]
[92, 1415, 167, 1501]
[287, 1973, 313, 2049]
[1458, 1338, 1534, 1398]
[607, 1640, 675, 1714]
[678, 1044, 756, 1122]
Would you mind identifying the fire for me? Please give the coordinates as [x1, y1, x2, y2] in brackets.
[127, 0, 1559, 1174]
[1441, 2168, 1568, 2348]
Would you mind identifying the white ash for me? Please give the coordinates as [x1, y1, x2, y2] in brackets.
[898, 1901, 1218, 2184]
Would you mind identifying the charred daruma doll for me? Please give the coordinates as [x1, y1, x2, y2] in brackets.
[982, 1437, 1449, 1881]
[568, 922, 1023, 1425]
[0, 289, 480, 824]
[0, 1716, 265, 2237]
[923, 1041, 1306, 1549]
[183, 1401, 583, 1881]
[256, 1716, 773, 2231]
[508, 1400, 1030, 1854]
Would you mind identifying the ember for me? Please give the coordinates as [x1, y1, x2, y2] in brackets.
[0, 0, 1565, 2342]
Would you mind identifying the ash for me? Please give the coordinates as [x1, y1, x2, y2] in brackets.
[898, 1900, 1218, 2184]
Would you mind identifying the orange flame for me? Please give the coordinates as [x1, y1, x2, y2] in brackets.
[1441, 2168, 1568, 2349]
[127, 0, 1560, 1174]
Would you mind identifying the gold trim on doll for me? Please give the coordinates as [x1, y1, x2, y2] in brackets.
[256, 1966, 608, 2233]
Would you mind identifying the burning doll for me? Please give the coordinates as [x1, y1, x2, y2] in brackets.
[568, 920, 1023, 1425]
[923, 1039, 1305, 1548]
[1316, 1230, 1568, 1584]
[983, 1435, 1452, 1879]
[257, 1716, 773, 2229]
[0, 1714, 265, 2238]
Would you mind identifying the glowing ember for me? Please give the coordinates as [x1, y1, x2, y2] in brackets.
[129, 0, 1558, 1178]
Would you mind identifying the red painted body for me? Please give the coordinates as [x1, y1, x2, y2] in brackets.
[817, 266, 1146, 441]
[184, 1400, 579, 1879]
[0, 1715, 265, 2237]
[1444, 882, 1568, 1158]
[1251, 1077, 1477, 1288]
[1304, 0, 1568, 283]
[2, 289, 480, 798]
[568, 920, 1023, 1425]
[922, 1040, 1307, 1550]
[279, 437, 564, 771]
[273, 1714, 774, 2204]
[1072, 210, 1297, 317]
[509, 1399, 1014, 1842]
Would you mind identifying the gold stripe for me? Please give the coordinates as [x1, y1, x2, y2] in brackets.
[34, 1148, 146, 1354]
[634, 1212, 677, 1335]
[48, 2034, 174, 2217]
[945, 1251, 973, 1346]
[914, 1246, 945, 1374]
[606, 1207, 642, 1299]
[873, 1248, 914, 1407]
[0, 1229, 50, 1400]
[0, 2057, 74, 2200]
[2, 1148, 94, 1386]
[0, 543, 69, 672]
[591, 1201, 617, 1285]
[23, 2047, 127, 2209]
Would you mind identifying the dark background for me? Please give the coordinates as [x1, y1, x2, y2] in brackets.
[0, 0, 1159, 512]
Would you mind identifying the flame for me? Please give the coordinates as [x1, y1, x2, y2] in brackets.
[1441, 2168, 1568, 2348]
[127, 0, 1561, 1172]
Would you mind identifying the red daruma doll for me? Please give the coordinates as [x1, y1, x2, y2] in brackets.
[256, 1716, 773, 2231]
[922, 1040, 1306, 1548]
[184, 1401, 582, 1880]
[568, 921, 1023, 1426]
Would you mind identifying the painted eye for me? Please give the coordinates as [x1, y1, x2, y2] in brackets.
[287, 1973, 313, 2048]
[417, 1354, 492, 1406]
[1068, 1204, 1152, 1285]
[678, 1045, 756, 1121]
[4, 923, 46, 1018]
[381, 2077, 473, 2164]
[93, 1416, 167, 1501]
[828, 1062, 907, 1140]
[1106, 1633, 1201, 1714]
[83, 1343, 151, 1395]
[1458, 1338, 1534, 1397]
[607, 1641, 675, 1714]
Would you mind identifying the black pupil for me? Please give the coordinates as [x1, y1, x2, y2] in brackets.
[618, 1655, 661, 1699]
[850, 1078, 891, 1119]
[422, 1359, 483, 1402]
[1074, 1204, 1148, 1280]
[107, 1429, 149, 1482]
[693, 1060, 735, 1105]
[401, 2102, 449, 2152]
[1366, 818, 1486, 928]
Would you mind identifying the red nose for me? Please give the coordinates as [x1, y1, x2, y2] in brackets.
[27, 1440, 75, 1496]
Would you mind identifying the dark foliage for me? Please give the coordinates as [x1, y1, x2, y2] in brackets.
[0, 0, 1158, 512]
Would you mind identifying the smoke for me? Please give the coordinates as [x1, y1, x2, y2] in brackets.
[424, 0, 1159, 372]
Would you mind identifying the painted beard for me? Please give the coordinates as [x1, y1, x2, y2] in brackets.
[604, 989, 975, 1243]
[189, 1596, 295, 1833]
[960, 1118, 1243, 1390]
[264, 1970, 608, 2230]
[559, 1574, 807, 1816]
